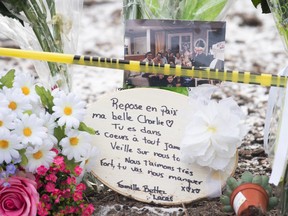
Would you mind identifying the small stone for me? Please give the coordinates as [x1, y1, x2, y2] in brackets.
[114, 205, 121, 211]
[254, 133, 263, 139]
[251, 148, 265, 157]
[123, 205, 129, 210]
[239, 149, 252, 159]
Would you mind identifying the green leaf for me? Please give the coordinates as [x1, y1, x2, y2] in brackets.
[23, 110, 33, 115]
[241, 171, 253, 183]
[191, 0, 228, 21]
[251, 0, 262, 7]
[220, 195, 230, 205]
[265, 184, 273, 196]
[54, 126, 65, 143]
[0, 2, 22, 23]
[226, 176, 238, 190]
[268, 197, 279, 209]
[64, 156, 80, 174]
[251, 0, 271, 13]
[35, 85, 54, 113]
[222, 205, 233, 212]
[0, 0, 29, 24]
[0, 69, 15, 89]
[260, 0, 271, 14]
[223, 186, 232, 196]
[144, 0, 161, 17]
[19, 149, 28, 167]
[252, 174, 262, 185]
[78, 122, 96, 135]
[261, 175, 269, 187]
[160, 87, 189, 96]
[1, 0, 29, 13]
[179, 0, 197, 20]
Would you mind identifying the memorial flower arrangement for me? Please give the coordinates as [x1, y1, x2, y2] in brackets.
[180, 85, 248, 171]
[0, 69, 97, 216]
[0, 0, 83, 92]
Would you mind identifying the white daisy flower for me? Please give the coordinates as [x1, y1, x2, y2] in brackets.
[1, 87, 32, 116]
[0, 130, 22, 164]
[39, 111, 58, 144]
[0, 109, 15, 133]
[13, 72, 39, 103]
[60, 129, 92, 161]
[14, 114, 48, 146]
[52, 92, 86, 128]
[0, 92, 10, 113]
[78, 146, 99, 172]
[25, 141, 56, 172]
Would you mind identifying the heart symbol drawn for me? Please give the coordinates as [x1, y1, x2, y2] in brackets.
[166, 120, 174, 127]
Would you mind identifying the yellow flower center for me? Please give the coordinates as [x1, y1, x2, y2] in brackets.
[70, 137, 79, 146]
[85, 159, 89, 165]
[21, 86, 30, 95]
[23, 127, 32, 137]
[64, 106, 72, 116]
[207, 126, 217, 133]
[0, 140, 9, 149]
[8, 101, 17, 110]
[33, 151, 43, 160]
[0, 121, 3, 127]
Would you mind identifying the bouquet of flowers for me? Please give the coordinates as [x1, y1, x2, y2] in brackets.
[0, 0, 83, 92]
[0, 69, 97, 216]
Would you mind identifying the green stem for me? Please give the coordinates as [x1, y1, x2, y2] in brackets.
[47, 0, 62, 49]
[23, 0, 69, 84]
[123, 0, 143, 19]
[45, 0, 70, 89]
[22, 1, 57, 76]
[29, 0, 61, 52]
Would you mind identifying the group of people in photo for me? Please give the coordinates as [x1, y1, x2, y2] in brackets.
[142, 40, 214, 68]
[140, 40, 219, 87]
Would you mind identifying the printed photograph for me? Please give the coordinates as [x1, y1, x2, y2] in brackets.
[124, 19, 226, 87]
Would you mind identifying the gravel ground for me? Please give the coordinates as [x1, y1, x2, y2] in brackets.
[0, 0, 287, 215]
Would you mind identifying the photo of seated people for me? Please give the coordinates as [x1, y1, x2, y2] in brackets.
[124, 19, 226, 88]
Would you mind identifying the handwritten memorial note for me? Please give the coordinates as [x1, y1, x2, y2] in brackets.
[84, 88, 236, 205]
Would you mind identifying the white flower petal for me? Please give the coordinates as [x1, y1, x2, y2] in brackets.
[180, 85, 248, 171]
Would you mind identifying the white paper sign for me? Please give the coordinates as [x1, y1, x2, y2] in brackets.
[84, 88, 236, 205]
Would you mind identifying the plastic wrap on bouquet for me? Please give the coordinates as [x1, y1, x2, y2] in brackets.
[123, 0, 234, 21]
[264, 65, 288, 215]
[0, 0, 83, 92]
[267, 0, 288, 52]
[265, 2, 288, 214]
[264, 67, 288, 158]
[264, 0, 288, 160]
